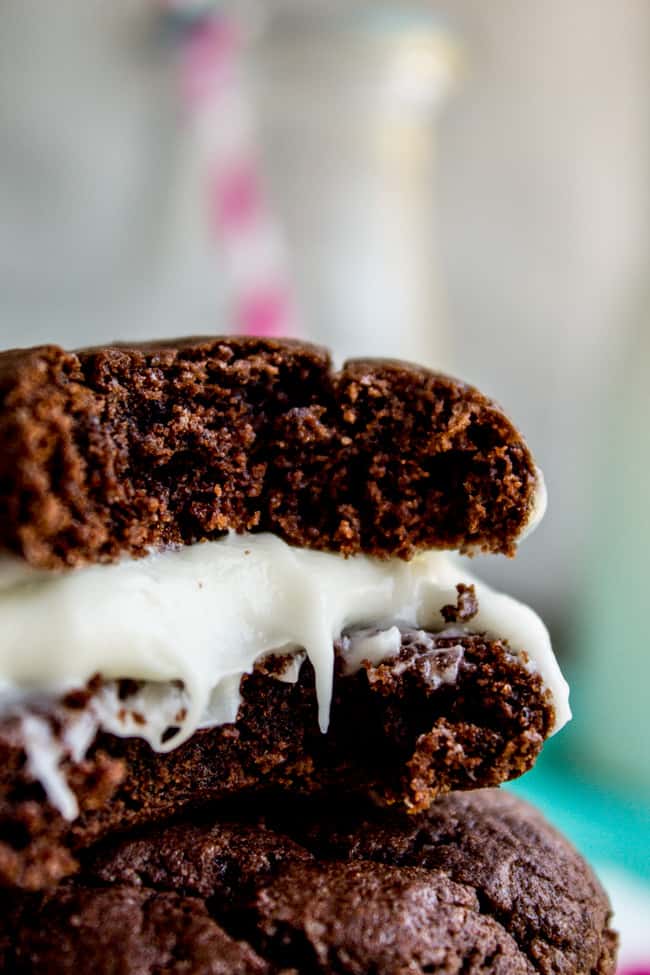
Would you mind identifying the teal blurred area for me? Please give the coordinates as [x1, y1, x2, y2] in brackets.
[507, 737, 650, 886]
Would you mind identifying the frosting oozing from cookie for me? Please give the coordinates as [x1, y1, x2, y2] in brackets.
[0, 531, 569, 750]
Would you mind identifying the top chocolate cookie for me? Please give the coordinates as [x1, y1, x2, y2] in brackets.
[0, 336, 542, 569]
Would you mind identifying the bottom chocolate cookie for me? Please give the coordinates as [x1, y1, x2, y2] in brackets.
[0, 790, 617, 975]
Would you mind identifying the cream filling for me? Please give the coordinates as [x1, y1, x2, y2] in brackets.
[0, 530, 570, 817]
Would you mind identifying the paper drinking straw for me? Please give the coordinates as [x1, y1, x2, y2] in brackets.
[164, 2, 298, 337]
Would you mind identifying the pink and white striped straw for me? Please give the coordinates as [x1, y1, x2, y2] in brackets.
[167, 4, 298, 338]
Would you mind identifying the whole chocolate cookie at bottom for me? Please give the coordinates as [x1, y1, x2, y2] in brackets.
[0, 790, 617, 975]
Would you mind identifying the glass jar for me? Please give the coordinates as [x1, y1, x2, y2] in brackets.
[245, 6, 460, 367]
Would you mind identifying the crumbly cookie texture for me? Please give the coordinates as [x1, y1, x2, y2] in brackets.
[0, 629, 554, 890]
[0, 790, 617, 975]
[0, 336, 539, 568]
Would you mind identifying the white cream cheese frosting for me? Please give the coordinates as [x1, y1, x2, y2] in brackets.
[0, 530, 570, 817]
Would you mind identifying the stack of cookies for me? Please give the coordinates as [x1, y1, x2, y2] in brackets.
[0, 337, 617, 973]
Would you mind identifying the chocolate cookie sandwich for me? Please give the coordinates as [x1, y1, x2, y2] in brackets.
[0, 337, 570, 888]
[0, 790, 616, 974]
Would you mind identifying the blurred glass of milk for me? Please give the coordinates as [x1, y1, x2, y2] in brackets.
[245, 6, 460, 367]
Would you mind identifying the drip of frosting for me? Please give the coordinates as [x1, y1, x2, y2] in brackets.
[0, 531, 570, 817]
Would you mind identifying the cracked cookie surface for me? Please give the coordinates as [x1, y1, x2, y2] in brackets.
[0, 790, 617, 975]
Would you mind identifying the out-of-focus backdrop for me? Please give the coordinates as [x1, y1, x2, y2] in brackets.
[1, 2, 648, 966]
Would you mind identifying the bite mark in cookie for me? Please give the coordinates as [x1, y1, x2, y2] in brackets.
[0, 626, 555, 890]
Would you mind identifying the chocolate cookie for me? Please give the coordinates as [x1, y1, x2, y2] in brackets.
[0, 336, 540, 568]
[0, 336, 568, 893]
[0, 626, 554, 890]
[0, 790, 617, 974]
